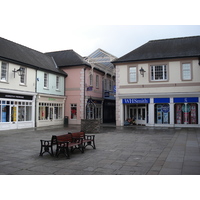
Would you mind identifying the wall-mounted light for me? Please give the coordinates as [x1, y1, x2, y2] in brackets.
[12, 67, 23, 78]
[139, 67, 146, 77]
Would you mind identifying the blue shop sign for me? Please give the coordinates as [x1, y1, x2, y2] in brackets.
[174, 97, 198, 103]
[123, 98, 150, 104]
[154, 98, 170, 103]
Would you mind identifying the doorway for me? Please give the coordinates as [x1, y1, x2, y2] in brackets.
[129, 106, 146, 125]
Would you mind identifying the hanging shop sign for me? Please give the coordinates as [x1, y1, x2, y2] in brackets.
[123, 98, 150, 104]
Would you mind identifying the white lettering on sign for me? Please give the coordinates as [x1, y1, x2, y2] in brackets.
[123, 98, 149, 104]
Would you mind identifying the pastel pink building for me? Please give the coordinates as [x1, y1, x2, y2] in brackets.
[46, 49, 116, 124]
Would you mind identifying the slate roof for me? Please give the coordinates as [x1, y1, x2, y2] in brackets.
[0, 37, 66, 76]
[45, 50, 91, 68]
[113, 36, 200, 63]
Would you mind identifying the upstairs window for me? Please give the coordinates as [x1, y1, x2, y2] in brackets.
[20, 67, 26, 85]
[1, 62, 8, 82]
[96, 75, 99, 88]
[44, 73, 49, 88]
[89, 74, 93, 86]
[151, 64, 167, 81]
[182, 63, 192, 80]
[129, 66, 137, 82]
[56, 76, 60, 90]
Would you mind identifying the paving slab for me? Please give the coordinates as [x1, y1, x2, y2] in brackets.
[0, 125, 200, 175]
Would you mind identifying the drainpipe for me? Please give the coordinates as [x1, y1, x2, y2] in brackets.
[83, 67, 86, 119]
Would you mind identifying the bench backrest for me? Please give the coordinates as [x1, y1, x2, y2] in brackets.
[70, 131, 85, 139]
[51, 134, 72, 144]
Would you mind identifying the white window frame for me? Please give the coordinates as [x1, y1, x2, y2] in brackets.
[150, 64, 168, 81]
[89, 74, 93, 86]
[20, 67, 26, 85]
[96, 75, 99, 88]
[44, 73, 49, 89]
[128, 66, 137, 83]
[56, 75, 60, 90]
[1, 61, 9, 82]
[182, 62, 192, 80]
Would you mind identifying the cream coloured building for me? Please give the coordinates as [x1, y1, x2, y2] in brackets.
[113, 36, 200, 127]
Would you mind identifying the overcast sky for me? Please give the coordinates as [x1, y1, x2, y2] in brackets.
[1, 0, 200, 58]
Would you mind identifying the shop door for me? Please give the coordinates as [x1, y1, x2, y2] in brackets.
[137, 107, 146, 125]
[49, 107, 54, 121]
[10, 105, 18, 129]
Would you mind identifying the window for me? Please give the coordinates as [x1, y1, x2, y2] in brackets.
[175, 103, 198, 124]
[154, 104, 170, 124]
[56, 76, 60, 90]
[1, 62, 8, 82]
[39, 103, 63, 120]
[71, 104, 77, 119]
[104, 78, 107, 90]
[20, 67, 26, 85]
[89, 74, 93, 86]
[44, 73, 49, 88]
[182, 63, 191, 80]
[129, 66, 137, 82]
[151, 65, 167, 81]
[96, 75, 99, 88]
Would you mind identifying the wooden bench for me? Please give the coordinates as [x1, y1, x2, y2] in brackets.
[69, 132, 96, 150]
[40, 131, 95, 158]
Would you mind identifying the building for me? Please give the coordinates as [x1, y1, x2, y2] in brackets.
[113, 36, 200, 127]
[46, 48, 117, 124]
[0, 37, 66, 130]
[85, 48, 117, 123]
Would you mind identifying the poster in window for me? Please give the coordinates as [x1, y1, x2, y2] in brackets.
[176, 104, 182, 124]
[191, 104, 196, 124]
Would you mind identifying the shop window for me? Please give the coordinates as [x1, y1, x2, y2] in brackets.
[155, 104, 170, 124]
[71, 104, 77, 119]
[175, 103, 198, 124]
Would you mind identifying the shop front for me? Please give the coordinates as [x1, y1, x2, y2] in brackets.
[123, 98, 150, 125]
[36, 94, 65, 127]
[122, 96, 200, 127]
[0, 92, 36, 130]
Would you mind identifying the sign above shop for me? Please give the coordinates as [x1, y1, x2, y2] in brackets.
[174, 97, 198, 103]
[154, 98, 170, 103]
[123, 98, 150, 104]
[0, 93, 33, 100]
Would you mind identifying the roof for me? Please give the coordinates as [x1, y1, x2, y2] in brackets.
[0, 37, 66, 76]
[45, 50, 91, 68]
[113, 36, 200, 63]
[85, 48, 117, 76]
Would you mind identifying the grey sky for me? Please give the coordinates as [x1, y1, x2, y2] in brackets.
[1, 1, 200, 58]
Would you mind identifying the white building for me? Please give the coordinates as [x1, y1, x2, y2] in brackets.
[113, 36, 200, 127]
[0, 37, 66, 130]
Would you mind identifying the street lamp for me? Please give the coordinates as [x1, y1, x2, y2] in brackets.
[12, 67, 23, 78]
[139, 67, 146, 77]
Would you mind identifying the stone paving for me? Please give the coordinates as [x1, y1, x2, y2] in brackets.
[0, 125, 200, 175]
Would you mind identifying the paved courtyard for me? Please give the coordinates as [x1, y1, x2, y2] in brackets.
[0, 125, 200, 175]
